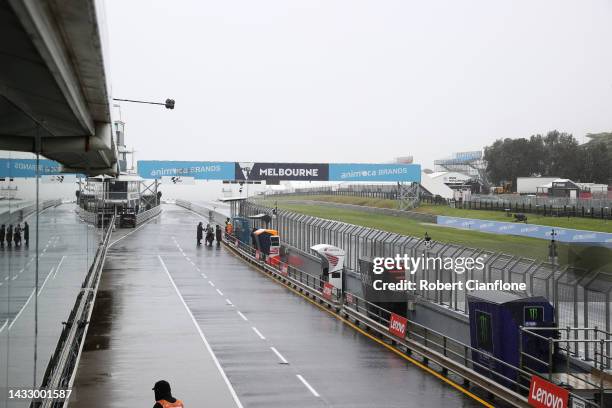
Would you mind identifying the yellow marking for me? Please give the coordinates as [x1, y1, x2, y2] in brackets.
[224, 244, 494, 408]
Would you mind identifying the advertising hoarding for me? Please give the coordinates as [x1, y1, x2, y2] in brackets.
[138, 161, 421, 183]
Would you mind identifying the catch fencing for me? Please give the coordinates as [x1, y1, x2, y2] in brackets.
[459, 195, 612, 220]
[241, 200, 612, 363]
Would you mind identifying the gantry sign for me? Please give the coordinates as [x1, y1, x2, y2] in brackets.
[137, 161, 422, 183]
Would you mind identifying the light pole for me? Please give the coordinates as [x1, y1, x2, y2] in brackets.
[113, 98, 175, 109]
[549, 229, 559, 323]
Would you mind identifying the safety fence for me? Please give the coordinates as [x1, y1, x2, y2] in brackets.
[35, 214, 115, 408]
[241, 201, 612, 364]
[222, 228, 605, 408]
[135, 205, 162, 225]
[457, 196, 612, 220]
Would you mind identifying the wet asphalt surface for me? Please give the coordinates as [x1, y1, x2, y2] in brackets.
[0, 204, 100, 407]
[71, 205, 484, 408]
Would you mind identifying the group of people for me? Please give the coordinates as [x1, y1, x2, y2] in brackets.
[196, 222, 222, 247]
[0, 222, 29, 248]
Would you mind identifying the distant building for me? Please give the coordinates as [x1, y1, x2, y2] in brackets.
[433, 150, 488, 189]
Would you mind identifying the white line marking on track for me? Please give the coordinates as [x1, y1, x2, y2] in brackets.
[216, 288, 224, 296]
[157, 255, 244, 408]
[200, 273, 208, 279]
[9, 289, 35, 330]
[37, 267, 54, 296]
[109, 214, 161, 248]
[252, 327, 266, 340]
[53, 255, 66, 279]
[209, 281, 215, 287]
[270, 347, 289, 364]
[0, 319, 7, 334]
[11, 275, 18, 281]
[237, 311, 248, 321]
[185, 257, 191, 262]
[296, 375, 320, 397]
[225, 299, 233, 306]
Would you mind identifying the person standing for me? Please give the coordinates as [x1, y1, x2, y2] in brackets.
[0, 224, 5, 248]
[23, 222, 29, 247]
[215, 224, 222, 246]
[196, 222, 203, 246]
[14, 224, 21, 247]
[152, 380, 183, 408]
[6, 225, 12, 247]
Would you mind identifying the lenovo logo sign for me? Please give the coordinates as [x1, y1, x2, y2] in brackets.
[322, 282, 334, 300]
[279, 263, 288, 276]
[528, 376, 569, 408]
[388, 313, 408, 338]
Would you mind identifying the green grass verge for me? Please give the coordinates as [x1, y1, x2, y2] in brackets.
[271, 195, 612, 233]
[260, 199, 612, 271]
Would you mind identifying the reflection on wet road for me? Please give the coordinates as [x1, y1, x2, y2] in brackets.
[71, 205, 484, 408]
[0, 204, 99, 406]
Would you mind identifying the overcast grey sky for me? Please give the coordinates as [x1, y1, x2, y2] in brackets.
[105, 0, 612, 168]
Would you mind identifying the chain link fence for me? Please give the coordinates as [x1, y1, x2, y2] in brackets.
[242, 200, 612, 363]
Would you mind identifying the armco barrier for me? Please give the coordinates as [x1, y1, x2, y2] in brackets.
[222, 230, 604, 408]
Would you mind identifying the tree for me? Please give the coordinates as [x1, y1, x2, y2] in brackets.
[483, 130, 601, 189]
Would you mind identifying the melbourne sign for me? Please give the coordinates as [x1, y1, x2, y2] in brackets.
[235, 162, 328, 181]
[528, 375, 569, 408]
[138, 161, 421, 183]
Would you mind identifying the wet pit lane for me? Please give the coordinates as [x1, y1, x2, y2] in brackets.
[71, 205, 486, 408]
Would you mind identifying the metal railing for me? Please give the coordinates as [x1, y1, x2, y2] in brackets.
[34, 214, 115, 408]
[241, 201, 612, 361]
[135, 205, 162, 225]
[520, 327, 611, 405]
[223, 230, 603, 408]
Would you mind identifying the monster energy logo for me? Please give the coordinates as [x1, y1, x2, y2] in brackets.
[478, 314, 489, 342]
[476, 312, 491, 350]
[525, 307, 542, 322]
